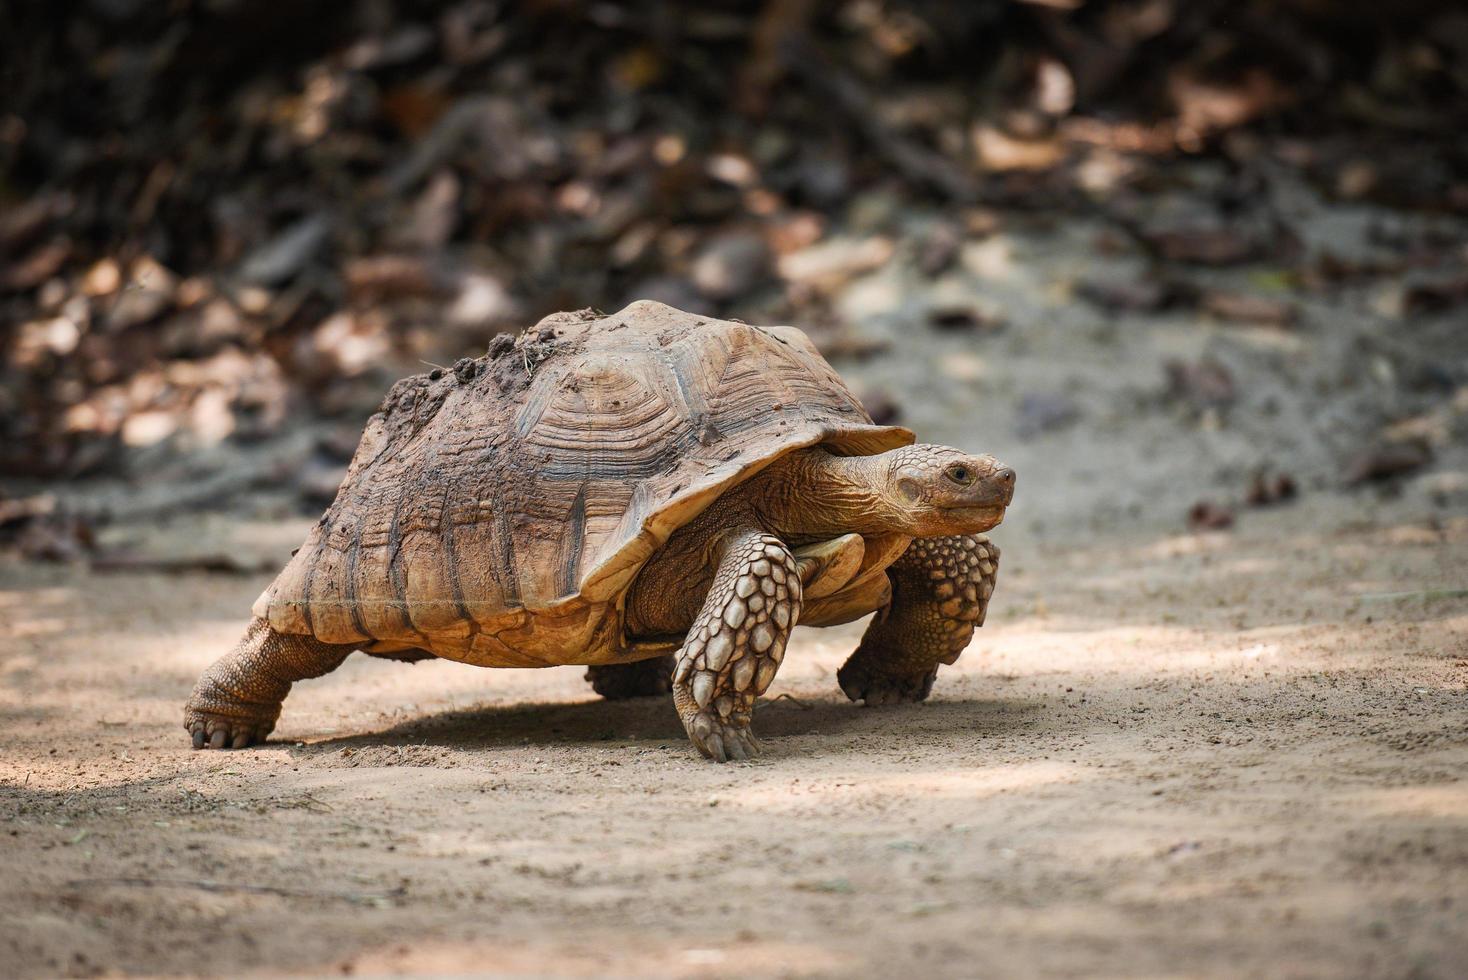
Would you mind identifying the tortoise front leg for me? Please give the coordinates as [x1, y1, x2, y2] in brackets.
[673, 532, 801, 762]
[184, 618, 357, 749]
[838, 534, 999, 705]
[585, 656, 675, 699]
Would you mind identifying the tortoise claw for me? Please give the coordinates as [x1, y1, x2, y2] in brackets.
[185, 709, 273, 750]
[686, 709, 760, 763]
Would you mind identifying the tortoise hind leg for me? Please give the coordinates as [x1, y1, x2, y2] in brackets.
[673, 531, 802, 762]
[184, 617, 357, 749]
[585, 656, 675, 699]
[838, 534, 999, 705]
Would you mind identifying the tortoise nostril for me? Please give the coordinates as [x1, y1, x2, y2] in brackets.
[997, 468, 1016, 485]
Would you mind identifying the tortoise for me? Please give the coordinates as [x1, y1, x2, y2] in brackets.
[185, 300, 1014, 761]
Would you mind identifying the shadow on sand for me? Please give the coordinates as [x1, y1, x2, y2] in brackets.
[293, 689, 1038, 756]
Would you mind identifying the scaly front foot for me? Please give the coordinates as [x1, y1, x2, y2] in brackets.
[840, 534, 999, 706]
[671, 532, 801, 762]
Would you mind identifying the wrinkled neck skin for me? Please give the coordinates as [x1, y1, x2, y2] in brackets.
[751, 448, 912, 541]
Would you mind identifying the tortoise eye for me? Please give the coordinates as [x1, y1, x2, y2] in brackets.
[946, 464, 973, 485]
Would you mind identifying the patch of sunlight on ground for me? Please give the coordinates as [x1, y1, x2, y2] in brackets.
[1350, 784, 1468, 820]
[345, 936, 854, 978]
[0, 586, 76, 640]
[730, 759, 1084, 811]
[979, 619, 1203, 647]
[1137, 532, 1235, 559]
[0, 586, 75, 608]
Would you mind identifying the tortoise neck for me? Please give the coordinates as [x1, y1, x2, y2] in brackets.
[756, 448, 908, 538]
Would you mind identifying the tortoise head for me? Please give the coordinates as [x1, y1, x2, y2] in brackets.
[885, 444, 1014, 536]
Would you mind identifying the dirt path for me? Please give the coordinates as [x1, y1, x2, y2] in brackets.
[2, 492, 1464, 978]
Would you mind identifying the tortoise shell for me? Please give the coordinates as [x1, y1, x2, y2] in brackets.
[253, 300, 914, 667]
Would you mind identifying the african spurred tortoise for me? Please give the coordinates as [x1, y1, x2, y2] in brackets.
[185, 301, 1014, 761]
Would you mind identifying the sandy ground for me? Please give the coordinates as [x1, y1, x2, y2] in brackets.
[4, 194, 1468, 977]
[2, 489, 1465, 979]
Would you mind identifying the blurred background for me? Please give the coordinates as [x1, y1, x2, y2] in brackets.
[1, 0, 1466, 556]
[4, 7, 1468, 977]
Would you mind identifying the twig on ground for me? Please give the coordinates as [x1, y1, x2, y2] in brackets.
[756, 692, 816, 711]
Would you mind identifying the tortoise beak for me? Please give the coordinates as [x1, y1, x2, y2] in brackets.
[951, 455, 1015, 509]
[981, 461, 1016, 507]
